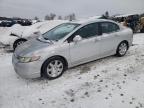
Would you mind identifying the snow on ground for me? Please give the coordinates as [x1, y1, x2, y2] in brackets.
[0, 34, 144, 108]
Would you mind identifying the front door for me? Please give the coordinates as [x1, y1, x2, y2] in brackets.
[68, 23, 101, 65]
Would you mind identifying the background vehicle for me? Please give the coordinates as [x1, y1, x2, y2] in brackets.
[15, 19, 32, 26]
[114, 14, 140, 33]
[0, 20, 16, 27]
[12, 19, 133, 79]
[140, 17, 144, 33]
[0, 20, 67, 50]
[0, 18, 32, 27]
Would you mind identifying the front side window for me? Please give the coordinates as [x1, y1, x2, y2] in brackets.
[73, 23, 99, 38]
[42, 23, 80, 41]
[100, 22, 120, 34]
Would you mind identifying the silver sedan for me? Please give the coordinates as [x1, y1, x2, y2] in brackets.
[12, 19, 133, 79]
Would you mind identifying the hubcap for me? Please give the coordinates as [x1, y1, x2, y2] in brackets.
[47, 60, 63, 78]
[119, 43, 127, 55]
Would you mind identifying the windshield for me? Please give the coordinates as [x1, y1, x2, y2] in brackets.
[42, 23, 80, 41]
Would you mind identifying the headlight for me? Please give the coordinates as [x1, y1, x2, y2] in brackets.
[18, 56, 40, 63]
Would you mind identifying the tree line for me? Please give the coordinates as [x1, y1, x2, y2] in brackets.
[34, 13, 76, 21]
[33, 11, 144, 21]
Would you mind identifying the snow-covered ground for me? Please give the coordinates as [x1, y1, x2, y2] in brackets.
[0, 33, 144, 108]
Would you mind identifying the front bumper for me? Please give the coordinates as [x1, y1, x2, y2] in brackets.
[12, 54, 41, 79]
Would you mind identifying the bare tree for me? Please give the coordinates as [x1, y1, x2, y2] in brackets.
[64, 13, 76, 21]
[44, 13, 56, 20]
[69, 13, 76, 21]
[44, 13, 76, 21]
[49, 13, 56, 20]
[34, 16, 39, 20]
[58, 16, 62, 20]
[45, 15, 51, 20]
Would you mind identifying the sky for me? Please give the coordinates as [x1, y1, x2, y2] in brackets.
[0, 0, 144, 19]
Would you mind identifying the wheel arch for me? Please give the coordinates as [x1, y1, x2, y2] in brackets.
[13, 38, 27, 49]
[14, 38, 27, 42]
[118, 40, 129, 49]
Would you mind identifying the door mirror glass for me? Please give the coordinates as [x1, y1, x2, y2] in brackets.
[73, 35, 82, 42]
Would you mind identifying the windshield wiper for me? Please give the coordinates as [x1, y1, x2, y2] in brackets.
[43, 37, 54, 43]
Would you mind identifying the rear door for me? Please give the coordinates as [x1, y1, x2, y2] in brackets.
[99, 22, 121, 57]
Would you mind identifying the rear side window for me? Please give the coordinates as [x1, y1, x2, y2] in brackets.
[74, 23, 99, 38]
[100, 22, 120, 34]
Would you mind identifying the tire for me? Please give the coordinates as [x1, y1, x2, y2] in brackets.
[41, 56, 67, 80]
[13, 39, 27, 50]
[116, 41, 128, 57]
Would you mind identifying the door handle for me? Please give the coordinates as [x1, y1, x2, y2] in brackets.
[95, 37, 101, 42]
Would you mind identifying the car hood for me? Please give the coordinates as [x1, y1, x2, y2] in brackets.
[14, 37, 53, 57]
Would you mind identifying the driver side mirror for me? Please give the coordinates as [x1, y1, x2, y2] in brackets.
[73, 35, 82, 42]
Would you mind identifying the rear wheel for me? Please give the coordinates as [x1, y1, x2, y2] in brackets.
[13, 39, 27, 50]
[116, 41, 128, 57]
[41, 56, 67, 80]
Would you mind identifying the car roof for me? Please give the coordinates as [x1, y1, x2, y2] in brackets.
[70, 19, 115, 25]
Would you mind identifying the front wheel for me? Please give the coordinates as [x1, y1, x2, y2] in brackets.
[116, 41, 128, 57]
[41, 57, 67, 80]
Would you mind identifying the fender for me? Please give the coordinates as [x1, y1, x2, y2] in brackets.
[10, 32, 22, 38]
